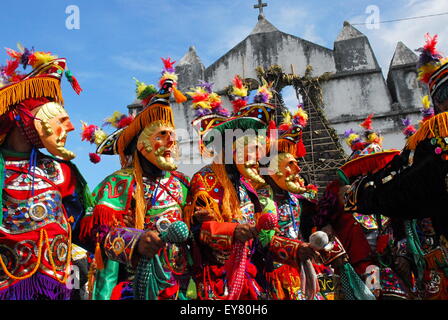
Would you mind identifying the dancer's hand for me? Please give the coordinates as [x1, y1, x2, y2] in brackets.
[297, 243, 319, 262]
[123, 212, 135, 228]
[137, 231, 164, 259]
[234, 223, 258, 242]
[194, 207, 214, 223]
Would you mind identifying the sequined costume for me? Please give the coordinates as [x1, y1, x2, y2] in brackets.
[79, 60, 192, 300]
[256, 185, 335, 300]
[83, 168, 191, 300]
[0, 150, 90, 299]
[0, 46, 90, 300]
[186, 164, 265, 300]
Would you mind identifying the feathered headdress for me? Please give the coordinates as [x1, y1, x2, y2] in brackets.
[80, 110, 134, 163]
[134, 78, 157, 106]
[230, 75, 249, 113]
[275, 105, 308, 158]
[416, 34, 448, 107]
[191, 76, 275, 157]
[0, 44, 82, 114]
[359, 114, 382, 145]
[187, 81, 231, 118]
[158, 57, 186, 104]
[0, 44, 82, 146]
[340, 114, 400, 179]
[344, 129, 365, 152]
[253, 79, 273, 104]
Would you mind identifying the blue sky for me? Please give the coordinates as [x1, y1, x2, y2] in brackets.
[1, 0, 447, 189]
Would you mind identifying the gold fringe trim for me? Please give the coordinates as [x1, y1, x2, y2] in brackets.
[133, 150, 146, 230]
[117, 104, 174, 163]
[0, 77, 63, 115]
[407, 112, 448, 150]
[183, 190, 222, 229]
[277, 140, 296, 157]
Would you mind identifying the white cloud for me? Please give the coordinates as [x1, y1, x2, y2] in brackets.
[355, 0, 448, 73]
[302, 24, 324, 45]
[111, 54, 159, 73]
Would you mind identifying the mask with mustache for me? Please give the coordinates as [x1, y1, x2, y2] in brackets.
[268, 153, 306, 194]
[137, 122, 178, 172]
[33, 102, 76, 160]
[233, 136, 265, 185]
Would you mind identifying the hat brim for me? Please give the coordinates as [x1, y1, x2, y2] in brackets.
[340, 150, 400, 178]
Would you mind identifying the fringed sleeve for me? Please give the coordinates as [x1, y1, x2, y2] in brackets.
[78, 169, 134, 246]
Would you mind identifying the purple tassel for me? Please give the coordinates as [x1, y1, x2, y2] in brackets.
[0, 273, 71, 300]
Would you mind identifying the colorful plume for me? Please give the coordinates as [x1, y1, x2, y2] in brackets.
[416, 34, 447, 84]
[416, 33, 443, 68]
[134, 78, 157, 103]
[81, 121, 108, 147]
[103, 111, 134, 129]
[401, 118, 416, 138]
[292, 106, 308, 128]
[253, 79, 273, 103]
[28, 51, 57, 69]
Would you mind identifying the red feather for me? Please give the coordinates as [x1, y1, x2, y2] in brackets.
[424, 33, 441, 56]
[4, 59, 19, 76]
[161, 57, 176, 70]
[5, 48, 21, 60]
[231, 99, 247, 113]
[233, 75, 243, 89]
[360, 114, 374, 130]
[192, 93, 209, 103]
[296, 135, 306, 157]
[81, 124, 98, 143]
[117, 116, 134, 129]
[278, 123, 290, 131]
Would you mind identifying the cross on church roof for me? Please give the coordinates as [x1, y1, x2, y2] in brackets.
[254, 0, 267, 20]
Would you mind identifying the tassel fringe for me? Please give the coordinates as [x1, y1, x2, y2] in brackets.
[406, 112, 448, 150]
[116, 104, 174, 163]
[133, 151, 146, 230]
[0, 77, 63, 116]
[183, 191, 222, 229]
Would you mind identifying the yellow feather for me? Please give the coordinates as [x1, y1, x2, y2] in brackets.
[29, 52, 58, 68]
[421, 95, 431, 109]
[281, 111, 292, 125]
[94, 129, 108, 146]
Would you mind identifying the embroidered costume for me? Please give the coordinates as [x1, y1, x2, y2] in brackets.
[184, 78, 276, 300]
[0, 46, 91, 299]
[80, 59, 193, 300]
